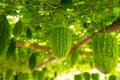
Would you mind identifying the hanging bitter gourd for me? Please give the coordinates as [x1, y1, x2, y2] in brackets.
[50, 27, 72, 58]
[83, 72, 90, 80]
[6, 38, 16, 60]
[26, 27, 32, 40]
[109, 75, 118, 80]
[13, 19, 23, 39]
[70, 51, 79, 66]
[5, 69, 14, 80]
[18, 73, 29, 80]
[92, 33, 119, 74]
[74, 74, 83, 80]
[91, 73, 99, 80]
[32, 70, 38, 80]
[28, 53, 37, 71]
[38, 70, 45, 80]
[0, 14, 10, 60]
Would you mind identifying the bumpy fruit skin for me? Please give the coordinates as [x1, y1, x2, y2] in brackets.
[0, 14, 10, 60]
[28, 53, 36, 71]
[13, 19, 23, 39]
[74, 74, 82, 80]
[83, 72, 90, 80]
[91, 73, 99, 80]
[6, 38, 16, 60]
[109, 75, 118, 80]
[50, 27, 72, 58]
[92, 33, 119, 74]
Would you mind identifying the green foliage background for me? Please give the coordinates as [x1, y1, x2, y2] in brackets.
[0, 0, 120, 79]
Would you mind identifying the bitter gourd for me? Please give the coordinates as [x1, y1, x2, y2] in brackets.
[13, 19, 23, 39]
[50, 27, 72, 58]
[38, 70, 45, 80]
[70, 51, 79, 66]
[109, 75, 118, 80]
[83, 72, 90, 80]
[6, 38, 16, 60]
[92, 33, 119, 74]
[32, 70, 38, 80]
[0, 14, 10, 60]
[18, 73, 29, 80]
[91, 73, 99, 80]
[28, 53, 37, 71]
[26, 27, 32, 39]
[74, 74, 82, 80]
[5, 69, 14, 80]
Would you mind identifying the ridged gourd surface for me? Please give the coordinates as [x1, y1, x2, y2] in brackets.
[0, 14, 10, 60]
[50, 27, 72, 58]
[92, 33, 119, 74]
